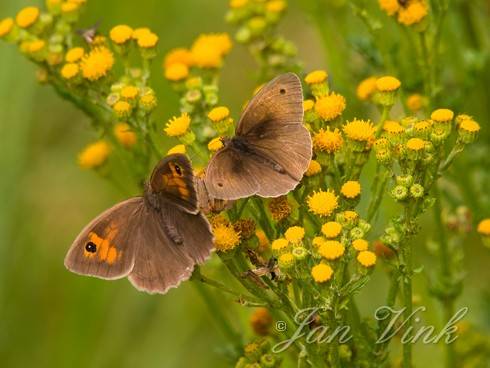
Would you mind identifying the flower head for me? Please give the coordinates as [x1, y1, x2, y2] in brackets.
[114, 123, 137, 148]
[268, 196, 291, 221]
[343, 119, 376, 142]
[406, 137, 425, 151]
[213, 224, 241, 251]
[113, 100, 132, 118]
[378, 0, 400, 16]
[357, 250, 377, 267]
[319, 240, 345, 260]
[278, 253, 295, 269]
[16, 6, 40, 28]
[110, 25, 133, 44]
[305, 159, 321, 177]
[322, 221, 342, 238]
[165, 62, 189, 81]
[313, 128, 343, 153]
[315, 93, 346, 121]
[305, 70, 328, 85]
[398, 0, 429, 26]
[78, 140, 111, 169]
[191, 33, 232, 68]
[285, 226, 305, 244]
[356, 76, 377, 100]
[167, 144, 186, 155]
[65, 47, 85, 63]
[121, 86, 139, 100]
[352, 239, 368, 251]
[271, 238, 289, 254]
[407, 94, 424, 112]
[250, 308, 273, 336]
[135, 29, 159, 48]
[0, 18, 14, 38]
[341, 181, 361, 199]
[164, 48, 193, 67]
[303, 99, 314, 112]
[311, 264, 333, 283]
[230, 0, 249, 9]
[208, 137, 224, 152]
[80, 47, 114, 81]
[458, 116, 480, 133]
[376, 76, 401, 92]
[431, 108, 454, 123]
[208, 106, 230, 122]
[477, 219, 490, 236]
[383, 120, 404, 135]
[164, 113, 191, 137]
[61, 63, 79, 80]
[308, 190, 339, 217]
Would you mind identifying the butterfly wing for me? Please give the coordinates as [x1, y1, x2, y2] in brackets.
[64, 198, 144, 280]
[238, 73, 312, 189]
[149, 153, 198, 214]
[205, 147, 260, 200]
[128, 197, 214, 294]
[195, 176, 235, 214]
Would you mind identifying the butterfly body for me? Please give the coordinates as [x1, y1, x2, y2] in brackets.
[205, 73, 312, 200]
[65, 154, 214, 294]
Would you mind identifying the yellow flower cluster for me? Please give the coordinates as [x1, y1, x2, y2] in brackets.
[379, 0, 429, 26]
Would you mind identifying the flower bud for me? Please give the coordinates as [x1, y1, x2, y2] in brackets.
[391, 185, 408, 201]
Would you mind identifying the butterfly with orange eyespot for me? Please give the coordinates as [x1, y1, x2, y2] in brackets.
[64, 154, 214, 294]
[204, 73, 312, 200]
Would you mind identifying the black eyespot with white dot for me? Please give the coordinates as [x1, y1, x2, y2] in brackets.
[85, 242, 97, 253]
[174, 164, 183, 176]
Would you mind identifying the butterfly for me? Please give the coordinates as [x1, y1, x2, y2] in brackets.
[195, 175, 234, 214]
[204, 73, 312, 200]
[76, 21, 101, 44]
[64, 154, 214, 294]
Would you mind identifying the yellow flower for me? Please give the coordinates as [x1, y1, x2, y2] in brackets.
[398, 0, 428, 26]
[341, 181, 361, 199]
[164, 112, 191, 137]
[140, 93, 157, 110]
[65, 47, 84, 63]
[319, 240, 345, 260]
[208, 137, 224, 152]
[376, 76, 401, 92]
[285, 226, 305, 243]
[136, 30, 159, 48]
[230, 0, 249, 9]
[322, 221, 342, 238]
[113, 101, 132, 117]
[208, 106, 230, 122]
[278, 253, 295, 269]
[61, 1, 81, 13]
[313, 128, 343, 153]
[164, 48, 194, 68]
[407, 94, 424, 112]
[255, 229, 269, 248]
[110, 24, 133, 44]
[165, 62, 189, 81]
[266, 0, 287, 13]
[272, 238, 289, 253]
[343, 210, 359, 222]
[80, 47, 114, 81]
[121, 86, 139, 100]
[308, 190, 339, 217]
[314, 93, 346, 121]
[352, 239, 368, 251]
[167, 144, 186, 155]
[414, 120, 432, 133]
[303, 99, 314, 112]
[61, 63, 79, 80]
[305, 70, 328, 85]
[477, 219, 490, 236]
[431, 108, 454, 123]
[16, 6, 40, 28]
[114, 123, 137, 148]
[356, 76, 378, 100]
[78, 140, 111, 169]
[343, 119, 376, 142]
[458, 117, 480, 133]
[383, 120, 404, 135]
[406, 137, 426, 151]
[305, 159, 321, 177]
[0, 18, 14, 37]
[132, 27, 150, 40]
[357, 250, 377, 267]
[311, 263, 333, 283]
[312, 236, 326, 249]
[378, 0, 400, 16]
[26, 40, 46, 53]
[191, 33, 232, 68]
[213, 224, 241, 251]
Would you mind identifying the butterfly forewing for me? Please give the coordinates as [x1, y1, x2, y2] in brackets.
[64, 198, 144, 280]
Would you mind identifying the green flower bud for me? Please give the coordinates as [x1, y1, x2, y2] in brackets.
[375, 148, 391, 164]
[185, 89, 202, 104]
[410, 184, 425, 198]
[358, 219, 372, 234]
[260, 354, 276, 368]
[430, 126, 450, 145]
[292, 246, 308, 261]
[350, 226, 365, 240]
[248, 16, 267, 36]
[278, 253, 295, 270]
[396, 175, 414, 187]
[235, 357, 248, 368]
[235, 26, 252, 44]
[391, 185, 408, 201]
[179, 131, 196, 145]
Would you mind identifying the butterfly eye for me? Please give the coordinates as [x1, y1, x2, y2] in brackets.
[279, 88, 286, 95]
[174, 164, 183, 176]
[85, 242, 97, 253]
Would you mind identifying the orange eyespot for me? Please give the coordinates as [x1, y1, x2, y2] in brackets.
[169, 162, 183, 177]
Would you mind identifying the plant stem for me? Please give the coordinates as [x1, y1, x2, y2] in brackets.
[401, 206, 414, 368]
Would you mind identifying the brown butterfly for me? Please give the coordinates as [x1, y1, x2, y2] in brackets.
[195, 175, 234, 214]
[205, 73, 312, 200]
[64, 154, 214, 294]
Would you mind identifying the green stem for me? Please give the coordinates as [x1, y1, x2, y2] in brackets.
[401, 206, 414, 368]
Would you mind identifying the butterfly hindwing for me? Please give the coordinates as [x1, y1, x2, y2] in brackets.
[149, 154, 198, 214]
[64, 198, 144, 280]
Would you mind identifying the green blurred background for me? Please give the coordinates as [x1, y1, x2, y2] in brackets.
[0, 1, 489, 367]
